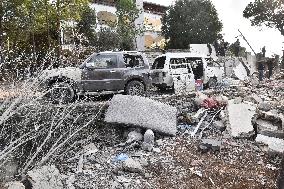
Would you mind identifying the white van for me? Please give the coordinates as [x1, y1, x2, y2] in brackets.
[151, 52, 224, 90]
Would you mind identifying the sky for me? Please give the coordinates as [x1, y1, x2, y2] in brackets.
[148, 0, 284, 57]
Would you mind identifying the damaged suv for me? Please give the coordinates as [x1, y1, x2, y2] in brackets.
[39, 51, 151, 103]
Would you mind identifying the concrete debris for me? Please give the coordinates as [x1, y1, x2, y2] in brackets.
[142, 129, 155, 152]
[126, 130, 143, 144]
[258, 102, 273, 112]
[5, 182, 25, 189]
[199, 139, 222, 153]
[255, 134, 284, 154]
[27, 165, 63, 189]
[213, 121, 226, 132]
[227, 100, 256, 138]
[105, 95, 177, 136]
[123, 158, 143, 173]
[173, 74, 196, 94]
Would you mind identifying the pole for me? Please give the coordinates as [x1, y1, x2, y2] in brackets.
[56, 0, 61, 66]
[0, 1, 3, 64]
[238, 29, 257, 56]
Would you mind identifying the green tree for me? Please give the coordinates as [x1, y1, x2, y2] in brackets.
[115, 0, 142, 50]
[162, 0, 223, 49]
[243, 0, 284, 36]
[77, 5, 97, 46]
[96, 28, 120, 51]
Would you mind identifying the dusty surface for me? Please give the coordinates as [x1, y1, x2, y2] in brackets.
[0, 75, 283, 189]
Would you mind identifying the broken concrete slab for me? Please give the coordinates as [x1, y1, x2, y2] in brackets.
[123, 158, 143, 173]
[27, 165, 63, 189]
[5, 181, 25, 189]
[255, 134, 284, 154]
[199, 139, 222, 153]
[259, 130, 284, 139]
[256, 119, 279, 131]
[105, 95, 177, 136]
[258, 102, 273, 112]
[227, 100, 256, 138]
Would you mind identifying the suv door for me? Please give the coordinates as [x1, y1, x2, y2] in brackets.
[81, 53, 123, 92]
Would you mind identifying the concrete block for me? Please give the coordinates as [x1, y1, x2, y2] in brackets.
[255, 134, 284, 154]
[105, 95, 177, 136]
[228, 100, 256, 138]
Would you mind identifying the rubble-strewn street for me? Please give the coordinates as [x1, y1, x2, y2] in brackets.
[1, 71, 283, 189]
[1, 0, 284, 188]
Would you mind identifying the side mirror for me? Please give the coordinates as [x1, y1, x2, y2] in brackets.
[85, 62, 95, 68]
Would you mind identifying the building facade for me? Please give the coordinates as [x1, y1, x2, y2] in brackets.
[91, 0, 167, 51]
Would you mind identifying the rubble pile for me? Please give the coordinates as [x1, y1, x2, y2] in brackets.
[1, 73, 284, 188]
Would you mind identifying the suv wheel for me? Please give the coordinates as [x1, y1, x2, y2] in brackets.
[50, 82, 75, 103]
[125, 80, 145, 96]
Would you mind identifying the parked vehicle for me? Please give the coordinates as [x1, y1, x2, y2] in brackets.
[39, 51, 152, 103]
[151, 53, 224, 90]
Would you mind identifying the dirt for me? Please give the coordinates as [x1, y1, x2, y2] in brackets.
[148, 138, 279, 189]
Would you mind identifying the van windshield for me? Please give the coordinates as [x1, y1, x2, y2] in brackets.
[152, 56, 166, 69]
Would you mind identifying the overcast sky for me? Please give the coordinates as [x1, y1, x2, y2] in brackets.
[149, 0, 284, 57]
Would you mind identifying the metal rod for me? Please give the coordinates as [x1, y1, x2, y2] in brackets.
[238, 29, 257, 56]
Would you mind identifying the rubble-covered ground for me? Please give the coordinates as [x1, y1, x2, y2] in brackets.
[0, 74, 283, 189]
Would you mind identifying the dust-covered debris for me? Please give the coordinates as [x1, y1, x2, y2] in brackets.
[227, 100, 256, 138]
[105, 94, 177, 136]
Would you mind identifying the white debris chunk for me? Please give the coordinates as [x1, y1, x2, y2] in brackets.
[105, 95, 177, 136]
[5, 182, 25, 189]
[228, 100, 256, 138]
[27, 165, 63, 189]
[255, 134, 284, 153]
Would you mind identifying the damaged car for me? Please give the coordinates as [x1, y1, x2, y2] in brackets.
[39, 51, 152, 103]
[151, 53, 224, 90]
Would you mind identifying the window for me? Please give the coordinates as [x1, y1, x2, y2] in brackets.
[86, 54, 117, 69]
[152, 56, 166, 69]
[124, 55, 144, 68]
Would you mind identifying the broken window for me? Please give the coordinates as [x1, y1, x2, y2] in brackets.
[185, 58, 203, 80]
[124, 55, 144, 68]
[169, 58, 192, 75]
[86, 54, 117, 69]
[152, 56, 166, 69]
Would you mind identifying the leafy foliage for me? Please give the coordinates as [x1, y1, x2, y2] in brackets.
[243, 0, 284, 36]
[115, 0, 142, 50]
[0, 0, 91, 59]
[96, 28, 120, 51]
[162, 0, 223, 49]
[77, 5, 97, 46]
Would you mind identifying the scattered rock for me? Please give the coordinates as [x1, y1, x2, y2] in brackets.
[123, 158, 143, 173]
[213, 121, 226, 132]
[126, 130, 143, 144]
[258, 102, 272, 112]
[142, 129, 154, 151]
[105, 95, 177, 136]
[199, 139, 222, 152]
[27, 165, 64, 189]
[5, 181, 25, 189]
[143, 129, 154, 145]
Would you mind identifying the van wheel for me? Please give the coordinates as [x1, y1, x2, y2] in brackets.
[126, 81, 145, 96]
[207, 77, 217, 88]
[50, 82, 75, 104]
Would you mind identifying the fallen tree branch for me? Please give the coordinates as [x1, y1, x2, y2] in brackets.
[199, 109, 222, 139]
[191, 111, 208, 137]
